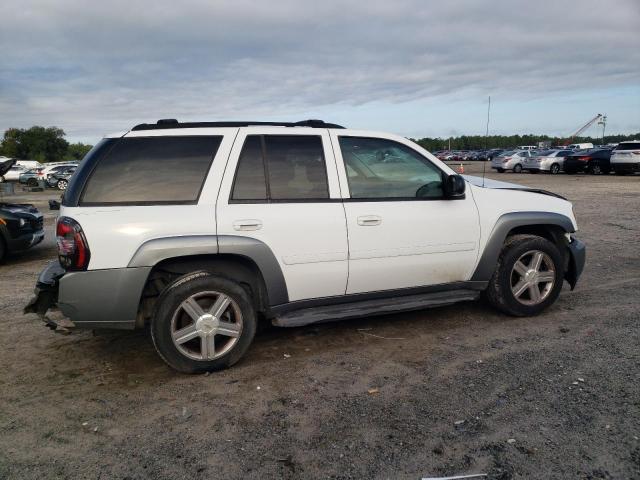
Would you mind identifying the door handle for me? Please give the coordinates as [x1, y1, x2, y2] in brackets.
[233, 219, 263, 231]
[357, 215, 382, 226]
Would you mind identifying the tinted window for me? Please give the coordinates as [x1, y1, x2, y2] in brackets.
[81, 136, 221, 205]
[231, 136, 267, 200]
[339, 137, 443, 199]
[264, 136, 328, 200]
[231, 135, 329, 201]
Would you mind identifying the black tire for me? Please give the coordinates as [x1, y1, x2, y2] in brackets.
[484, 234, 564, 317]
[497, 168, 505, 173]
[57, 179, 68, 190]
[0, 237, 6, 263]
[589, 162, 602, 175]
[27, 178, 38, 187]
[151, 271, 257, 373]
[550, 163, 560, 174]
[513, 164, 523, 173]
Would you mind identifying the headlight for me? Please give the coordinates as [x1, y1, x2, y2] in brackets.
[19, 218, 27, 227]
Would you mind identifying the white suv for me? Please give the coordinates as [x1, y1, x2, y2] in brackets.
[25, 119, 585, 373]
[611, 141, 640, 175]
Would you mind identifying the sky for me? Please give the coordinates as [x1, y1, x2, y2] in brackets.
[1, 0, 639, 144]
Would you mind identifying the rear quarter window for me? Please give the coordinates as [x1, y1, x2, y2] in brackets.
[80, 136, 222, 205]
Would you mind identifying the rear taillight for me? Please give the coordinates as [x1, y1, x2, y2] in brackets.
[56, 216, 90, 270]
[502, 157, 511, 163]
[577, 156, 591, 161]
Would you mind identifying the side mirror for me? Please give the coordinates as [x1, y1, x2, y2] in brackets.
[444, 174, 466, 199]
[49, 200, 60, 210]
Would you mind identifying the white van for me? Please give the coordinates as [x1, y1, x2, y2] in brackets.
[517, 145, 537, 150]
[567, 143, 594, 150]
[15, 160, 44, 170]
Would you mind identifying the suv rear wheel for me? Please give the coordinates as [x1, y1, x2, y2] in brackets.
[550, 163, 560, 174]
[485, 234, 564, 316]
[151, 271, 257, 373]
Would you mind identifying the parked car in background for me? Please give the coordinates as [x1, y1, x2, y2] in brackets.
[567, 143, 594, 150]
[487, 149, 504, 160]
[523, 149, 574, 174]
[0, 201, 45, 262]
[610, 140, 640, 175]
[42, 162, 78, 180]
[490, 150, 533, 173]
[47, 166, 77, 190]
[19, 168, 46, 187]
[564, 149, 612, 175]
[0, 159, 16, 183]
[15, 160, 44, 170]
[1, 163, 28, 182]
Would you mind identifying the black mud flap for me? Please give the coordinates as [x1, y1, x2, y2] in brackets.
[24, 261, 66, 331]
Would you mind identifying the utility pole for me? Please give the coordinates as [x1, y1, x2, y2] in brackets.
[598, 114, 607, 144]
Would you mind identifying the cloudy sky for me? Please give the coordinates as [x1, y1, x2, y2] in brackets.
[1, 0, 639, 144]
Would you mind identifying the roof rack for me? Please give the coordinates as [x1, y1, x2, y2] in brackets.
[131, 119, 345, 131]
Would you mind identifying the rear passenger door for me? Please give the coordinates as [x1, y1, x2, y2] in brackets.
[216, 128, 348, 303]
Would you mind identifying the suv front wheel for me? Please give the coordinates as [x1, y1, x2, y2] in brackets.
[151, 271, 257, 373]
[485, 234, 564, 316]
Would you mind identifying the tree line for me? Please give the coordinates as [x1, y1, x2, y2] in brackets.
[0, 126, 93, 163]
[412, 132, 640, 152]
[1, 126, 638, 163]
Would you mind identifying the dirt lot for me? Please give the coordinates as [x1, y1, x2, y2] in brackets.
[1, 167, 639, 480]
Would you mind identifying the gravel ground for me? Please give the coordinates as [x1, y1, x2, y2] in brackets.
[1, 167, 639, 480]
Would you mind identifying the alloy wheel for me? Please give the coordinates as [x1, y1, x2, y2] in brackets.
[170, 291, 243, 361]
[510, 250, 556, 306]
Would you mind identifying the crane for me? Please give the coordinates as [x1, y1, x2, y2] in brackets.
[563, 114, 604, 145]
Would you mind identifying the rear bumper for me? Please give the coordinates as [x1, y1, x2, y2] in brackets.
[612, 162, 640, 173]
[565, 237, 586, 290]
[25, 261, 151, 330]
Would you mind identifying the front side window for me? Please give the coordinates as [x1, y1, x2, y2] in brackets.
[81, 136, 221, 205]
[339, 137, 444, 199]
[231, 135, 329, 201]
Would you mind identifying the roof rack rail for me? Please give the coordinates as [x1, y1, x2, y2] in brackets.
[131, 119, 345, 131]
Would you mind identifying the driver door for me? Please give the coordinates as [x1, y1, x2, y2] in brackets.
[331, 132, 481, 294]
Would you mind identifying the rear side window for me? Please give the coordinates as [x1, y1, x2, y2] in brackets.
[81, 136, 221, 205]
[231, 135, 329, 202]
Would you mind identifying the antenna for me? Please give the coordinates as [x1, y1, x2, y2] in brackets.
[482, 95, 491, 187]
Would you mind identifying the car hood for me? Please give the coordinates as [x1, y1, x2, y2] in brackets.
[0, 159, 16, 177]
[463, 175, 567, 200]
[0, 202, 41, 216]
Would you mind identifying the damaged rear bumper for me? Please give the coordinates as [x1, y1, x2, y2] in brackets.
[565, 236, 586, 290]
[24, 261, 66, 330]
[24, 261, 151, 331]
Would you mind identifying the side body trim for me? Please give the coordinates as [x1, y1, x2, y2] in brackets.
[471, 211, 575, 282]
[127, 234, 289, 306]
